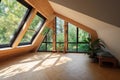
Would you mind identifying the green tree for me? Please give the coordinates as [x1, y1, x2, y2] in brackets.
[20, 15, 43, 43]
[56, 17, 64, 42]
[0, 0, 27, 45]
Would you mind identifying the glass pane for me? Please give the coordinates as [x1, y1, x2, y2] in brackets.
[20, 14, 44, 44]
[43, 36, 47, 42]
[68, 23, 77, 42]
[78, 43, 90, 52]
[29, 15, 43, 31]
[47, 29, 53, 42]
[0, 0, 27, 45]
[20, 30, 35, 43]
[56, 43, 64, 51]
[78, 28, 89, 42]
[56, 17, 64, 42]
[68, 43, 77, 52]
[47, 43, 53, 51]
[38, 28, 53, 52]
[39, 43, 46, 51]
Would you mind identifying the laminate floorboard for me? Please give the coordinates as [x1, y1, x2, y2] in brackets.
[0, 52, 120, 80]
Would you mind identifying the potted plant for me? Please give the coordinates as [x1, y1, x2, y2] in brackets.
[88, 38, 105, 60]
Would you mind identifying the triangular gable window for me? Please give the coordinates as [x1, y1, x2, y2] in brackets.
[68, 23, 90, 52]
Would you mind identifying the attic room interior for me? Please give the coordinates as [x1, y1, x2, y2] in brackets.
[0, 0, 120, 80]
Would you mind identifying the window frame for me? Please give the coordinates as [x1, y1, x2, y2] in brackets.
[19, 12, 46, 46]
[38, 29, 53, 52]
[0, 0, 32, 48]
[39, 42, 53, 52]
[67, 23, 90, 53]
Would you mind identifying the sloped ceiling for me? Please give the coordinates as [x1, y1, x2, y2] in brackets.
[49, 1, 120, 61]
[50, 0, 120, 27]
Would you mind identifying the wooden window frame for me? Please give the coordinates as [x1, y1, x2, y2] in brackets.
[19, 12, 46, 46]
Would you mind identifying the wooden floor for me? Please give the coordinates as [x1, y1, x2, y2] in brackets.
[0, 52, 120, 80]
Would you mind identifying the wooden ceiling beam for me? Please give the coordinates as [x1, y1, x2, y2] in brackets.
[12, 9, 37, 48]
[25, 0, 54, 19]
[32, 17, 55, 52]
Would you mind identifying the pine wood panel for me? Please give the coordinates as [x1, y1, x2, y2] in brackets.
[52, 19, 56, 52]
[32, 19, 55, 52]
[0, 46, 33, 61]
[25, 0, 54, 19]
[64, 21, 68, 53]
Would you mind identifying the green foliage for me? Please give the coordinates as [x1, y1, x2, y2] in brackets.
[39, 43, 46, 51]
[68, 44, 77, 52]
[78, 28, 89, 42]
[39, 17, 90, 52]
[56, 43, 64, 51]
[56, 17, 64, 42]
[20, 15, 43, 43]
[39, 29, 53, 51]
[47, 29, 53, 42]
[0, 0, 27, 44]
[68, 23, 77, 42]
[78, 44, 90, 52]
[47, 43, 53, 51]
[41, 27, 50, 36]
[68, 23, 90, 52]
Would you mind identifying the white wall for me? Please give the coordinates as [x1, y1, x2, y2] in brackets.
[50, 2, 120, 61]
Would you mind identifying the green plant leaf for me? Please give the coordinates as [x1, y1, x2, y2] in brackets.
[41, 27, 50, 35]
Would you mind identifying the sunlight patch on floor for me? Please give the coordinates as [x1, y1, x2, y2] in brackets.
[0, 61, 40, 79]
[0, 53, 72, 79]
[33, 54, 72, 71]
